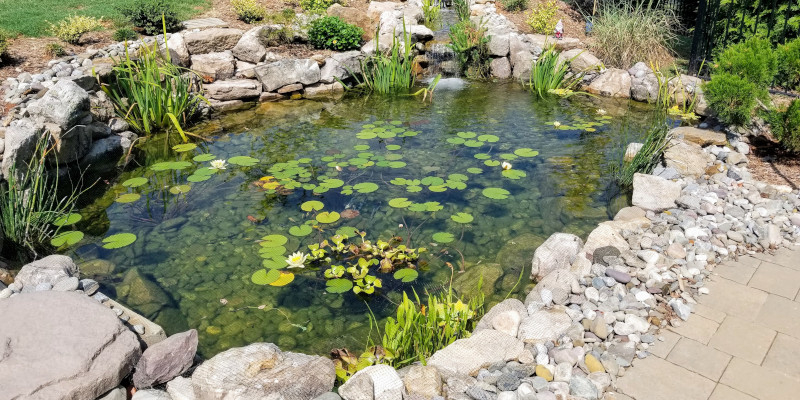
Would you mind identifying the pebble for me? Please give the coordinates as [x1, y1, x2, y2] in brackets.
[496, 373, 520, 391]
[133, 324, 145, 335]
[669, 298, 692, 320]
[535, 365, 553, 382]
[79, 279, 100, 295]
[0, 288, 12, 299]
[584, 354, 605, 373]
[605, 269, 631, 284]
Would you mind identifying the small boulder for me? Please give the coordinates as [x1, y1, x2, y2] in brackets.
[427, 330, 524, 378]
[491, 57, 512, 79]
[255, 59, 321, 92]
[204, 79, 261, 101]
[184, 28, 244, 54]
[191, 52, 236, 81]
[631, 173, 681, 212]
[26, 79, 89, 130]
[671, 126, 727, 146]
[663, 139, 712, 178]
[530, 233, 583, 281]
[586, 68, 631, 98]
[133, 330, 198, 388]
[15, 255, 79, 292]
[339, 364, 403, 400]
[517, 307, 573, 344]
[403, 365, 442, 399]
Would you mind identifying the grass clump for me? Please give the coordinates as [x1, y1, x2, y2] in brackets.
[113, 26, 138, 42]
[45, 42, 66, 57]
[527, 45, 584, 98]
[612, 117, 672, 188]
[777, 38, 800, 91]
[231, 0, 266, 24]
[0, 30, 10, 61]
[421, 0, 442, 26]
[118, 0, 182, 35]
[526, 0, 558, 34]
[502, 0, 528, 12]
[589, 0, 677, 69]
[49, 15, 104, 44]
[300, 0, 338, 12]
[308, 16, 363, 51]
[448, 20, 491, 78]
[353, 25, 416, 95]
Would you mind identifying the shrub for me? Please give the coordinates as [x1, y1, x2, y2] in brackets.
[526, 0, 558, 34]
[704, 72, 759, 126]
[113, 27, 139, 42]
[777, 38, 800, 91]
[299, 0, 338, 12]
[231, 0, 266, 24]
[49, 15, 104, 44]
[714, 37, 777, 90]
[118, 0, 181, 36]
[452, 0, 470, 22]
[502, 0, 529, 12]
[45, 43, 67, 57]
[771, 99, 800, 153]
[308, 16, 363, 51]
[0, 30, 10, 61]
[590, 1, 677, 69]
[448, 20, 490, 78]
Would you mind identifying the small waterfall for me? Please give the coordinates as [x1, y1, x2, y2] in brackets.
[420, 8, 461, 78]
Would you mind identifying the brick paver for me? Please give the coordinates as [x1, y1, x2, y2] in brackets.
[619, 246, 800, 400]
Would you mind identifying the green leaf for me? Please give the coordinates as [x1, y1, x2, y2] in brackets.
[354, 144, 370, 151]
[448, 173, 468, 182]
[500, 153, 519, 160]
[478, 134, 499, 142]
[259, 245, 287, 256]
[474, 153, 491, 160]
[169, 184, 191, 194]
[261, 234, 288, 247]
[320, 179, 345, 188]
[122, 177, 148, 188]
[420, 176, 444, 186]
[484, 160, 501, 167]
[482, 187, 511, 200]
[457, 131, 476, 138]
[424, 201, 443, 211]
[301, 200, 325, 212]
[467, 167, 483, 174]
[446, 137, 465, 145]
[172, 143, 197, 152]
[326, 278, 354, 293]
[353, 182, 379, 193]
[451, 212, 474, 224]
[187, 174, 211, 182]
[336, 226, 360, 237]
[251, 269, 280, 285]
[502, 169, 527, 179]
[269, 272, 295, 286]
[388, 197, 412, 208]
[316, 211, 341, 224]
[428, 185, 447, 192]
[262, 258, 286, 269]
[151, 161, 192, 171]
[193, 154, 216, 162]
[464, 140, 483, 147]
[228, 156, 260, 166]
[115, 193, 141, 203]
[408, 203, 427, 212]
[289, 225, 313, 237]
[406, 185, 422, 193]
[514, 148, 540, 157]
[102, 233, 137, 249]
[393, 269, 419, 282]
[432, 232, 455, 243]
[50, 230, 83, 247]
[386, 144, 401, 150]
[53, 213, 82, 226]
[388, 161, 406, 169]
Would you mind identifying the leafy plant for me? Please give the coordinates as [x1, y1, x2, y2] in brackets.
[714, 37, 777, 91]
[452, 0, 471, 22]
[353, 24, 416, 94]
[113, 27, 138, 42]
[526, 0, 558, 34]
[704, 73, 759, 126]
[231, 0, 266, 23]
[421, 0, 441, 26]
[308, 16, 363, 51]
[118, 0, 181, 35]
[299, 0, 338, 12]
[100, 21, 205, 141]
[776, 38, 800, 91]
[652, 62, 702, 120]
[0, 29, 10, 61]
[448, 20, 491, 78]
[49, 15, 104, 44]
[526, 45, 584, 98]
[331, 347, 394, 383]
[589, 0, 678, 69]
[612, 116, 672, 188]
[768, 99, 800, 153]
[502, 0, 528, 12]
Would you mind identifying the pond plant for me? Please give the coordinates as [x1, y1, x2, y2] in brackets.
[353, 24, 417, 95]
[527, 45, 586, 98]
[448, 20, 491, 78]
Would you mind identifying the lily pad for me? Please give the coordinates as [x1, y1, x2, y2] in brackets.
[448, 173, 468, 182]
[502, 169, 527, 179]
[354, 144, 370, 151]
[261, 234, 288, 247]
[500, 153, 519, 160]
[187, 174, 210, 183]
[447, 137, 465, 145]
[457, 131, 476, 138]
[251, 269, 280, 285]
[451, 212, 474, 224]
[50, 230, 84, 247]
[316, 211, 341, 224]
[115, 193, 141, 203]
[388, 161, 406, 169]
[388, 197, 412, 208]
[353, 182, 379, 193]
[262, 258, 286, 269]
[172, 143, 197, 152]
[421, 176, 444, 186]
[122, 177, 148, 188]
[408, 203, 427, 212]
[169, 184, 191, 194]
[151, 161, 192, 171]
[259, 245, 287, 256]
[484, 160, 501, 167]
[228, 156, 260, 166]
[474, 153, 491, 160]
[193, 154, 216, 162]
[289, 225, 313, 237]
[482, 187, 510, 200]
[467, 167, 483, 174]
[102, 233, 137, 249]
[428, 185, 447, 192]
[336, 226, 360, 237]
[320, 179, 344, 189]
[478, 134, 499, 142]
[269, 272, 295, 287]
[301, 200, 325, 212]
[326, 278, 354, 293]
[514, 148, 539, 157]
[406, 185, 422, 193]
[393, 268, 419, 282]
[464, 140, 483, 148]
[53, 213, 82, 226]
[386, 144, 401, 150]
[432, 232, 455, 244]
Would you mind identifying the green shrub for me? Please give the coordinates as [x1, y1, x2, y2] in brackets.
[113, 27, 139, 42]
[714, 37, 777, 90]
[0, 30, 10, 61]
[526, 0, 558, 34]
[452, 0, 470, 22]
[49, 15, 104, 44]
[502, 0, 528, 12]
[300, 0, 338, 12]
[777, 38, 800, 91]
[448, 20, 490, 78]
[589, 1, 678, 69]
[231, 0, 266, 24]
[118, 0, 181, 36]
[704, 72, 759, 126]
[45, 43, 66, 57]
[771, 99, 800, 153]
[308, 16, 363, 51]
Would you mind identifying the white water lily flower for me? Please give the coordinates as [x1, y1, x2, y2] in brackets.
[209, 159, 227, 170]
[597, 109, 607, 115]
[286, 252, 308, 269]
[501, 161, 512, 170]
[553, 121, 561, 127]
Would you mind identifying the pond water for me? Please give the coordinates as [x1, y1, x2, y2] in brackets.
[67, 82, 664, 358]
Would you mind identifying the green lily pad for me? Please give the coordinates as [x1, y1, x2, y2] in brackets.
[193, 154, 216, 162]
[261, 234, 288, 247]
[388, 161, 407, 169]
[102, 233, 137, 249]
[353, 182, 379, 193]
[384, 154, 403, 161]
[474, 153, 491, 160]
[464, 140, 483, 148]
[502, 169, 527, 179]
[151, 161, 192, 171]
[354, 144, 370, 151]
[320, 179, 344, 189]
[386, 144, 401, 150]
[393, 268, 419, 282]
[122, 177, 148, 188]
[482, 187, 511, 200]
[448, 173, 468, 182]
[259, 245, 287, 256]
[187, 174, 210, 183]
[406, 185, 422, 193]
[172, 143, 197, 152]
[408, 203, 427, 212]
[53, 213, 82, 226]
[484, 160, 501, 167]
[500, 153, 519, 160]
[514, 148, 540, 157]
[428, 185, 447, 192]
[169, 184, 191, 194]
[300, 200, 325, 212]
[115, 193, 141, 203]
[251, 269, 280, 285]
[289, 225, 313, 237]
[336, 226, 360, 237]
[326, 278, 354, 293]
[447, 137, 465, 145]
[421, 176, 444, 186]
[478, 134, 499, 142]
[389, 197, 412, 208]
[432, 232, 455, 244]
[390, 178, 407, 185]
[451, 212, 474, 224]
[228, 156, 260, 166]
[457, 131, 476, 138]
[446, 180, 467, 190]
[424, 201, 443, 211]
[262, 258, 286, 269]
[50, 230, 84, 247]
[467, 167, 483, 174]
[316, 211, 341, 224]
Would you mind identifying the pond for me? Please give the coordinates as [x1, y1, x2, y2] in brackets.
[67, 81, 664, 358]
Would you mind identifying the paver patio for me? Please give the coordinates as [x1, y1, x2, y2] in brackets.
[616, 246, 800, 400]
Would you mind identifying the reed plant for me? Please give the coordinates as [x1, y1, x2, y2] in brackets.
[353, 25, 416, 94]
[452, 0, 471, 22]
[527, 45, 584, 98]
[612, 116, 672, 188]
[421, 0, 442, 27]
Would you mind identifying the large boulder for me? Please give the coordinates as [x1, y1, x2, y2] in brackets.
[133, 330, 198, 388]
[26, 79, 90, 130]
[339, 364, 404, 400]
[663, 139, 712, 178]
[15, 255, 79, 292]
[670, 126, 727, 146]
[255, 59, 321, 92]
[231, 26, 269, 63]
[530, 233, 583, 281]
[0, 291, 141, 399]
[183, 28, 244, 54]
[319, 51, 363, 83]
[488, 34, 510, 57]
[165, 33, 190, 66]
[427, 329, 524, 378]
[191, 52, 236, 81]
[628, 62, 659, 102]
[586, 68, 631, 98]
[403, 365, 442, 399]
[558, 49, 602, 74]
[631, 173, 681, 211]
[204, 79, 262, 101]
[45, 123, 93, 164]
[1, 118, 43, 179]
[582, 223, 630, 255]
[191, 343, 335, 400]
[328, 4, 372, 40]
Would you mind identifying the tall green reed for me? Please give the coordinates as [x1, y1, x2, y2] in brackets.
[527, 45, 585, 98]
[611, 114, 672, 188]
[353, 23, 416, 95]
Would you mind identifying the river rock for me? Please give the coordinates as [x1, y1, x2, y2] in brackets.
[15, 254, 79, 292]
[133, 330, 198, 388]
[664, 140, 711, 178]
[255, 59, 321, 92]
[632, 173, 681, 211]
[0, 291, 141, 399]
[191, 52, 236, 81]
[339, 364, 403, 400]
[569, 376, 599, 399]
[428, 329, 524, 378]
[517, 307, 573, 344]
[403, 365, 441, 399]
[191, 342, 335, 400]
[475, 298, 527, 337]
[530, 233, 583, 281]
[184, 28, 244, 54]
[525, 269, 580, 309]
[204, 79, 261, 101]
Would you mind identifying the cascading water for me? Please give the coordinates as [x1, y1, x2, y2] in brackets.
[420, 7, 461, 77]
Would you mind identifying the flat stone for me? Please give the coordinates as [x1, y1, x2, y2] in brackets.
[530, 232, 583, 281]
[720, 357, 800, 399]
[133, 330, 198, 388]
[427, 330, 524, 378]
[632, 173, 681, 212]
[52, 276, 79, 291]
[664, 140, 712, 178]
[184, 28, 243, 54]
[671, 126, 727, 146]
[667, 338, 732, 380]
[182, 18, 229, 29]
[16, 255, 79, 292]
[403, 365, 441, 399]
[203, 79, 261, 101]
[748, 261, 800, 299]
[617, 356, 716, 400]
[340, 364, 403, 400]
[518, 308, 573, 344]
[709, 316, 777, 364]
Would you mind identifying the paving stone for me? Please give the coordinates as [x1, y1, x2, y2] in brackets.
[708, 384, 757, 400]
[713, 258, 760, 285]
[647, 329, 681, 359]
[756, 294, 800, 337]
[666, 338, 731, 380]
[616, 356, 716, 400]
[708, 316, 776, 365]
[720, 357, 800, 399]
[669, 314, 720, 345]
[748, 261, 800, 300]
[752, 247, 800, 271]
[693, 304, 727, 323]
[698, 278, 768, 322]
[763, 333, 800, 377]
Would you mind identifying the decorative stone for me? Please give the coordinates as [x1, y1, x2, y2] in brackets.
[191, 52, 236, 81]
[584, 354, 605, 373]
[605, 269, 631, 283]
[586, 68, 631, 98]
[15, 255, 79, 292]
[339, 364, 403, 400]
[664, 140, 712, 178]
[403, 365, 441, 399]
[535, 365, 553, 382]
[133, 330, 198, 388]
[204, 79, 261, 101]
[632, 173, 681, 211]
[530, 233, 583, 281]
[52, 276, 79, 291]
[427, 330, 524, 378]
[184, 28, 244, 54]
[517, 308, 573, 344]
[26, 79, 89, 130]
[569, 376, 599, 400]
[255, 59, 321, 92]
[671, 126, 727, 146]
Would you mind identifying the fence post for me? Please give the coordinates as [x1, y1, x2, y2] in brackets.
[689, 0, 709, 74]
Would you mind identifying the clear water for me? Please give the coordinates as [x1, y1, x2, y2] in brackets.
[67, 82, 662, 357]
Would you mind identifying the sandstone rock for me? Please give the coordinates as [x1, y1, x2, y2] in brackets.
[166, 376, 195, 400]
[517, 307, 573, 344]
[624, 143, 643, 162]
[632, 173, 681, 212]
[304, 82, 345, 98]
[530, 233, 583, 281]
[231, 26, 269, 63]
[116, 268, 172, 318]
[404, 365, 441, 399]
[133, 330, 198, 388]
[671, 126, 726, 146]
[428, 330, 524, 378]
[583, 223, 629, 255]
[204, 79, 261, 101]
[491, 57, 511, 79]
[26, 79, 89, 130]
[328, 5, 372, 40]
[0, 291, 141, 399]
[166, 33, 190, 66]
[511, 51, 535, 81]
[664, 139, 712, 178]
[339, 364, 403, 400]
[585, 354, 605, 373]
[319, 51, 362, 83]
[184, 28, 244, 54]
[16, 255, 78, 291]
[586, 68, 631, 98]
[191, 343, 335, 400]
[191, 52, 236, 81]
[255, 59, 321, 92]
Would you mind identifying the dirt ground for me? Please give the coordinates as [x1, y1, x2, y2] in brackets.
[495, 0, 588, 41]
[746, 137, 800, 190]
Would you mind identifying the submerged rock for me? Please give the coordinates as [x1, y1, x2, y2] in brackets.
[116, 268, 172, 318]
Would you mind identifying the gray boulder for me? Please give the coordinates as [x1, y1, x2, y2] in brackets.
[517, 307, 573, 344]
[45, 123, 93, 164]
[0, 291, 141, 399]
[663, 139, 712, 178]
[191, 52, 236, 81]
[671, 126, 726, 146]
[530, 233, 583, 281]
[1, 118, 43, 179]
[475, 298, 528, 336]
[255, 59, 321, 92]
[586, 68, 631, 98]
[191, 343, 335, 400]
[15, 255, 79, 292]
[26, 79, 90, 130]
[204, 79, 262, 101]
[427, 330, 524, 378]
[339, 364, 403, 400]
[558, 49, 602, 74]
[631, 173, 681, 211]
[488, 34, 510, 57]
[133, 330, 198, 388]
[319, 51, 363, 84]
[80, 135, 124, 167]
[184, 28, 244, 54]
[490, 57, 511, 79]
[166, 33, 191, 66]
[232, 26, 270, 63]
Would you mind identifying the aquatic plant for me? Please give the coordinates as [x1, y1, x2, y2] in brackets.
[421, 0, 441, 27]
[448, 20, 491, 78]
[452, 0, 471, 22]
[652, 61, 702, 120]
[353, 23, 416, 95]
[526, 45, 585, 98]
[612, 116, 672, 188]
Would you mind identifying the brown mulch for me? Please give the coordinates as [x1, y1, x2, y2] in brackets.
[746, 136, 800, 190]
[0, 31, 115, 82]
[495, 0, 588, 41]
